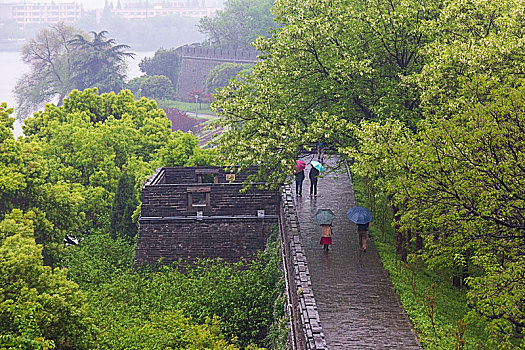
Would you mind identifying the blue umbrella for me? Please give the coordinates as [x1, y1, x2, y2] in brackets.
[346, 206, 373, 224]
[311, 160, 325, 172]
[314, 208, 335, 225]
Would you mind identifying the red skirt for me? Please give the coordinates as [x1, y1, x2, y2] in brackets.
[320, 237, 332, 245]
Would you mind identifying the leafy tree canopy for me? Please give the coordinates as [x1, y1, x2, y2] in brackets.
[396, 82, 525, 347]
[68, 30, 134, 94]
[199, 0, 276, 49]
[212, 0, 436, 184]
[15, 27, 133, 120]
[0, 210, 94, 349]
[137, 75, 176, 100]
[205, 62, 252, 94]
[14, 23, 78, 119]
[138, 48, 180, 89]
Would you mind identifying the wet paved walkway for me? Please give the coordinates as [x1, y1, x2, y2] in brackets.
[293, 155, 422, 349]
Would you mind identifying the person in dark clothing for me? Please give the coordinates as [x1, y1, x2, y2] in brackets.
[295, 169, 305, 196]
[317, 142, 326, 163]
[357, 222, 369, 252]
[309, 166, 320, 195]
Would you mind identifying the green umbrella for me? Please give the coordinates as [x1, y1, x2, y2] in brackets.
[311, 160, 325, 172]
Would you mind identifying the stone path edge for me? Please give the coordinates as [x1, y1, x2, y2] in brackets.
[280, 185, 328, 350]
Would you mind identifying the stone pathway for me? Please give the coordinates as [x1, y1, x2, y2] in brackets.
[293, 154, 422, 349]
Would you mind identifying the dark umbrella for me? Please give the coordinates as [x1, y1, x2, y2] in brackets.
[346, 206, 373, 224]
[314, 208, 335, 225]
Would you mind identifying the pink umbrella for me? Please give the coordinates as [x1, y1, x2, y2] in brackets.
[296, 160, 306, 172]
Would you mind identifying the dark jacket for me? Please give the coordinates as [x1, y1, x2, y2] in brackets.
[357, 223, 369, 232]
[295, 170, 305, 182]
[309, 167, 319, 181]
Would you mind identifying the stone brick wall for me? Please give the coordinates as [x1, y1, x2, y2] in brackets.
[136, 217, 276, 265]
[135, 166, 326, 349]
[140, 183, 280, 217]
[135, 166, 280, 267]
[175, 45, 258, 102]
[156, 166, 260, 185]
[280, 186, 327, 350]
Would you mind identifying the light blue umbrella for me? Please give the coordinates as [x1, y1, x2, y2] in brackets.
[314, 209, 335, 225]
[346, 206, 373, 224]
[311, 160, 325, 172]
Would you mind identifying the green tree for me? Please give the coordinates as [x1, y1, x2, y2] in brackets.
[198, 0, 276, 49]
[14, 27, 135, 120]
[15, 89, 169, 255]
[0, 210, 94, 349]
[0, 103, 28, 214]
[413, 0, 525, 118]
[110, 171, 138, 242]
[13, 23, 78, 119]
[393, 82, 525, 348]
[212, 0, 438, 184]
[126, 75, 147, 97]
[68, 30, 134, 93]
[139, 48, 180, 89]
[205, 62, 252, 94]
[139, 75, 176, 100]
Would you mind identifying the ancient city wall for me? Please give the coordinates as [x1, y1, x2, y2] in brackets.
[175, 46, 258, 102]
[135, 166, 279, 266]
[135, 166, 327, 349]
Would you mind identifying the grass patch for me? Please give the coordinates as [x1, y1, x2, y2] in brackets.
[352, 175, 490, 349]
[158, 99, 216, 117]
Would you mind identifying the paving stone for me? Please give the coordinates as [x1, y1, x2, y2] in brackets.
[292, 155, 422, 349]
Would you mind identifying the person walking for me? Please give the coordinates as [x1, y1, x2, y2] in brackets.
[309, 165, 319, 196]
[320, 222, 333, 251]
[317, 142, 326, 163]
[295, 169, 305, 196]
[347, 206, 373, 253]
[357, 222, 369, 252]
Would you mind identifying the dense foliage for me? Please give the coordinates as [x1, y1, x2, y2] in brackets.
[199, 0, 276, 49]
[211, 0, 525, 347]
[212, 0, 434, 184]
[1, 87, 284, 348]
[61, 230, 285, 349]
[128, 75, 176, 100]
[0, 209, 94, 349]
[205, 62, 252, 94]
[138, 48, 181, 91]
[14, 27, 132, 119]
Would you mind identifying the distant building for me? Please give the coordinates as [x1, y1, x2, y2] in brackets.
[5, 2, 83, 24]
[96, 1, 218, 21]
[112, 6, 217, 19]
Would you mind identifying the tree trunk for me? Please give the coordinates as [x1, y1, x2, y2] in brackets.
[390, 195, 407, 262]
[415, 232, 423, 252]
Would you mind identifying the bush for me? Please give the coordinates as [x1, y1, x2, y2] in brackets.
[78, 228, 283, 349]
[205, 63, 252, 94]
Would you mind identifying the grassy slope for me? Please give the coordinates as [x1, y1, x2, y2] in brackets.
[158, 100, 217, 117]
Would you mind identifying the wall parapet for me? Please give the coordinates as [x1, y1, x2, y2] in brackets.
[176, 45, 259, 62]
[280, 186, 327, 350]
[135, 166, 280, 267]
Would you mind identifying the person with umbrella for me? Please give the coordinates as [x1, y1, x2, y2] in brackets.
[309, 160, 324, 196]
[295, 160, 306, 196]
[347, 206, 373, 252]
[314, 209, 335, 251]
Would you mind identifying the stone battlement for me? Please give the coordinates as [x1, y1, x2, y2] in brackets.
[176, 45, 259, 62]
[135, 166, 280, 266]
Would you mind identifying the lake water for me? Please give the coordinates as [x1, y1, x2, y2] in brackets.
[0, 50, 154, 137]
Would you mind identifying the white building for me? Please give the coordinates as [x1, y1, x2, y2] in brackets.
[6, 2, 83, 24]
